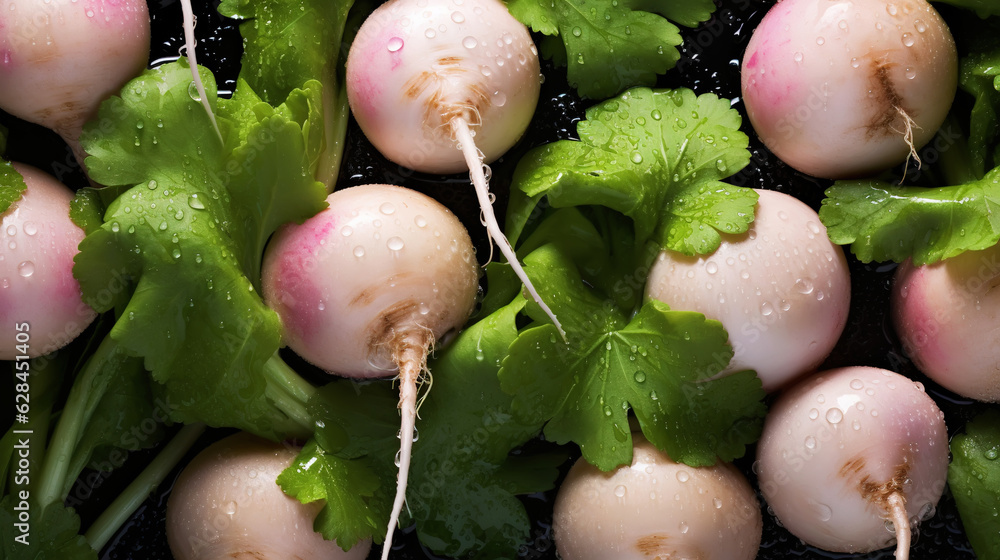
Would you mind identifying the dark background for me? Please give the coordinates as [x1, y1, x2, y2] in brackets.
[0, 0, 983, 558]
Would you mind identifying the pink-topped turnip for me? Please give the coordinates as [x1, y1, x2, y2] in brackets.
[553, 435, 761, 560]
[0, 0, 150, 167]
[645, 189, 851, 392]
[1, 163, 96, 359]
[166, 432, 371, 560]
[756, 366, 948, 560]
[345, 0, 563, 336]
[892, 244, 1000, 402]
[741, 0, 957, 179]
[261, 184, 480, 559]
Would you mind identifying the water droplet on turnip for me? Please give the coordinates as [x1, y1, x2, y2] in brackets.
[387, 37, 404, 52]
[17, 261, 33, 277]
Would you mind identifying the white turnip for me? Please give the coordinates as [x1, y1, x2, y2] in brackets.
[261, 184, 480, 560]
[166, 432, 371, 560]
[741, 0, 957, 179]
[0, 163, 96, 359]
[345, 0, 563, 336]
[553, 435, 761, 560]
[756, 366, 948, 559]
[645, 189, 851, 392]
[892, 244, 1000, 402]
[0, 0, 150, 167]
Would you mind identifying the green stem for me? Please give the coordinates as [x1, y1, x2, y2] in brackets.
[262, 354, 317, 437]
[265, 354, 317, 403]
[17, 354, 65, 496]
[83, 423, 206, 552]
[35, 337, 120, 508]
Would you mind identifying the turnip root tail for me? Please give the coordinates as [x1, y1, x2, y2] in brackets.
[381, 340, 427, 560]
[180, 0, 222, 140]
[895, 106, 921, 183]
[887, 492, 910, 560]
[451, 117, 566, 340]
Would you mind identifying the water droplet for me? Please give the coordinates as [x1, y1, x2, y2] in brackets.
[902, 33, 914, 47]
[147, 180, 158, 190]
[679, 521, 689, 534]
[713, 497, 723, 509]
[425, 28, 436, 38]
[387, 37, 404, 52]
[414, 215, 428, 228]
[905, 67, 916, 80]
[793, 52, 803, 62]
[838, 19, 848, 31]
[188, 194, 205, 209]
[816, 36, 826, 45]
[630, 152, 643, 164]
[172, 248, 181, 259]
[614, 485, 627, 498]
[379, 202, 396, 215]
[676, 470, 690, 483]
[17, 261, 34, 277]
[826, 408, 844, 424]
[451, 11, 465, 23]
[915, 19, 927, 33]
[571, 26, 582, 37]
[794, 278, 814, 294]
[804, 436, 817, 449]
[887, 3, 898, 15]
[760, 301, 774, 316]
[850, 379, 864, 390]
[223, 501, 237, 515]
[808, 408, 819, 420]
[633, 371, 646, 383]
[387, 237, 405, 251]
[462, 36, 477, 48]
[851, 57, 861, 68]
[353, 246, 366, 257]
[815, 502, 833, 521]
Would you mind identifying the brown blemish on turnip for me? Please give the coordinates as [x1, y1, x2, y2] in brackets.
[863, 59, 912, 140]
[635, 533, 705, 559]
[838, 452, 912, 510]
[349, 272, 413, 307]
[401, 56, 490, 129]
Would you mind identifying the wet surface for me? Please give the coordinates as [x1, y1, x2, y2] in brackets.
[0, 1, 982, 559]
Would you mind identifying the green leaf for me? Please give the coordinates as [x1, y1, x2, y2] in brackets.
[507, 0, 710, 98]
[310, 299, 562, 559]
[218, 0, 353, 106]
[960, 26, 1000, 177]
[513, 87, 755, 254]
[500, 244, 765, 471]
[624, 0, 715, 28]
[276, 439, 387, 550]
[74, 61, 324, 438]
[71, 352, 165, 473]
[0, 499, 96, 560]
[819, 169, 1000, 265]
[0, 160, 26, 216]
[949, 410, 1000, 559]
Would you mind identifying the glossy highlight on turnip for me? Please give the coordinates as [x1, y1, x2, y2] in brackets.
[741, 0, 957, 179]
[0, 163, 96, 359]
[553, 436, 761, 560]
[0, 0, 150, 168]
[261, 184, 479, 560]
[645, 189, 850, 392]
[756, 366, 948, 560]
[166, 432, 371, 560]
[345, 0, 564, 337]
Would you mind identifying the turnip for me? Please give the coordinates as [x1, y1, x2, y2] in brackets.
[345, 0, 563, 336]
[645, 189, 851, 392]
[261, 184, 480, 559]
[741, 0, 957, 179]
[553, 435, 761, 560]
[892, 244, 1000, 402]
[757, 366, 948, 559]
[0, 0, 150, 167]
[0, 163, 96, 359]
[166, 432, 371, 560]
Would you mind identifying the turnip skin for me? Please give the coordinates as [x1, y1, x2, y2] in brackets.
[261, 184, 479, 377]
[0, 0, 150, 165]
[345, 0, 540, 175]
[757, 366, 948, 558]
[0, 163, 96, 359]
[165, 432, 371, 560]
[645, 189, 850, 392]
[741, 0, 957, 179]
[553, 436, 761, 560]
[892, 245, 1000, 402]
